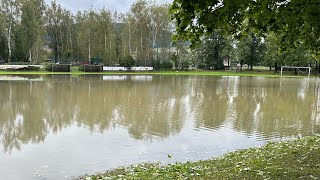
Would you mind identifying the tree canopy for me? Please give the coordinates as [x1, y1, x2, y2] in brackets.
[0, 0, 173, 65]
[170, 0, 320, 52]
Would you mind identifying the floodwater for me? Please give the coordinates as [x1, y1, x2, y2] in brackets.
[0, 75, 319, 179]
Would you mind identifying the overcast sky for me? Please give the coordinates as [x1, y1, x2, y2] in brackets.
[44, 0, 173, 14]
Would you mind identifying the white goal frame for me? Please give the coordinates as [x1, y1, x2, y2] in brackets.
[280, 66, 311, 77]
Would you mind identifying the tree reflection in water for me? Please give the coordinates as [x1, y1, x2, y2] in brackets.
[0, 75, 319, 153]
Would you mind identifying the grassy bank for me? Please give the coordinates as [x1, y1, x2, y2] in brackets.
[79, 136, 320, 180]
[0, 69, 312, 78]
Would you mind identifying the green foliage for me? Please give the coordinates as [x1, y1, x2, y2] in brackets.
[80, 136, 320, 180]
[262, 33, 316, 72]
[79, 65, 102, 72]
[0, 0, 173, 67]
[20, 0, 46, 63]
[170, 53, 178, 69]
[180, 60, 189, 71]
[262, 33, 283, 69]
[194, 31, 226, 70]
[204, 32, 225, 70]
[0, 31, 7, 62]
[151, 60, 173, 71]
[236, 33, 264, 70]
[45, 63, 70, 72]
[120, 56, 135, 67]
[170, 0, 320, 54]
[11, 25, 28, 62]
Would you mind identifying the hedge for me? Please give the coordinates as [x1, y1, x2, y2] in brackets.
[79, 65, 103, 72]
[45, 64, 71, 72]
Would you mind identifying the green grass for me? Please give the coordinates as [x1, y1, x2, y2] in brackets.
[0, 69, 314, 78]
[79, 136, 320, 180]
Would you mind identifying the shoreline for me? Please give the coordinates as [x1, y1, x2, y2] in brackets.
[0, 70, 315, 78]
[79, 136, 320, 180]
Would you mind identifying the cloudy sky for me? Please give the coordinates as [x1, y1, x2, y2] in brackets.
[44, 0, 173, 14]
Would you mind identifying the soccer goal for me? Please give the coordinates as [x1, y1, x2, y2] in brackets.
[280, 66, 311, 77]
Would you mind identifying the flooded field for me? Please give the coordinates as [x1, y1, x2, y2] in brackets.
[0, 75, 319, 179]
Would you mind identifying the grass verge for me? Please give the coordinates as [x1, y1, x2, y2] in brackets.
[0, 69, 313, 78]
[79, 136, 320, 180]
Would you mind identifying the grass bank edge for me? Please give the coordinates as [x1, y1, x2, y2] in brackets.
[0, 70, 310, 78]
[79, 136, 320, 180]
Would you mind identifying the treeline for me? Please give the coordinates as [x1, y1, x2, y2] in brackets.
[190, 31, 319, 72]
[0, 0, 173, 66]
[1, 0, 319, 72]
[171, 0, 320, 73]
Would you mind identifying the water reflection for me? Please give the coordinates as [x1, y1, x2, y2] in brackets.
[0, 75, 319, 154]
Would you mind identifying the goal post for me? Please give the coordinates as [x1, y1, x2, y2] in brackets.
[280, 66, 311, 77]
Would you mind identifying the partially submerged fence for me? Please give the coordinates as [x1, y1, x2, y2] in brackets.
[103, 67, 153, 71]
[0, 65, 43, 70]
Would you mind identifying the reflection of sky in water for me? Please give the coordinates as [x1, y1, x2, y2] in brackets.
[1, 123, 264, 179]
[0, 75, 319, 179]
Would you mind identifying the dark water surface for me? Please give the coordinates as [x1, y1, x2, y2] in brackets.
[0, 75, 319, 179]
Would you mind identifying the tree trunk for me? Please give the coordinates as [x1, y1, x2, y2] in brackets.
[60, 27, 64, 60]
[104, 33, 107, 55]
[7, 24, 12, 62]
[54, 32, 59, 63]
[77, 38, 80, 62]
[88, 29, 91, 62]
[128, 23, 132, 56]
[69, 31, 73, 62]
[109, 39, 112, 66]
[88, 38, 91, 62]
[140, 30, 143, 65]
[36, 44, 39, 64]
[29, 49, 32, 63]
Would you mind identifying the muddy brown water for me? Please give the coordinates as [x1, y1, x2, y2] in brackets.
[0, 75, 319, 179]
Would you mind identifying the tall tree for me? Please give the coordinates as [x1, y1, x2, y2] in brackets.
[263, 33, 283, 71]
[203, 31, 225, 70]
[0, 11, 7, 62]
[59, 10, 75, 62]
[0, 0, 20, 62]
[45, 1, 63, 63]
[20, 0, 46, 63]
[148, 3, 171, 61]
[221, 35, 235, 67]
[236, 33, 264, 70]
[128, 0, 152, 65]
[97, 9, 115, 65]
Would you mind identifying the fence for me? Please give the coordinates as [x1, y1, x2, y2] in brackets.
[0, 65, 43, 70]
[103, 66, 153, 71]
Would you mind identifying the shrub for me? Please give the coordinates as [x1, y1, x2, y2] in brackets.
[120, 56, 135, 67]
[45, 64, 70, 72]
[151, 60, 173, 71]
[79, 65, 102, 72]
